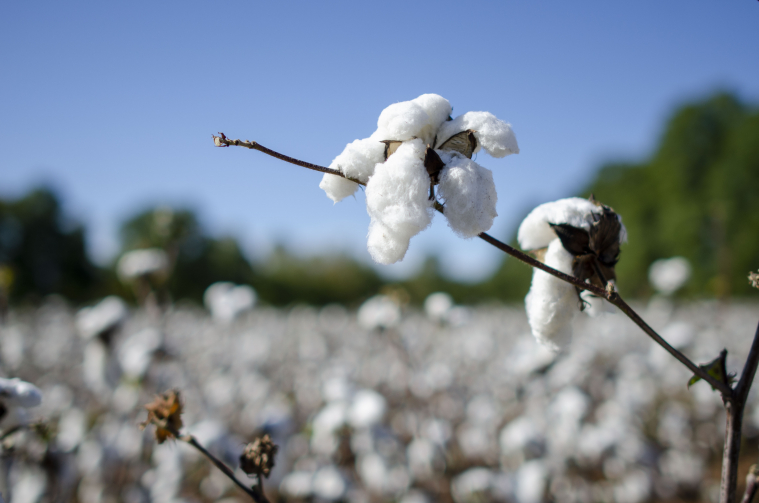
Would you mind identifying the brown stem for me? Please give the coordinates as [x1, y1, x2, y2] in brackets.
[722, 401, 744, 503]
[743, 466, 759, 503]
[213, 135, 732, 396]
[179, 432, 268, 502]
[212, 133, 363, 185]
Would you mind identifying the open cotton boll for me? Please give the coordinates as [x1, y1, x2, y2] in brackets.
[367, 221, 411, 265]
[525, 239, 577, 351]
[0, 377, 42, 408]
[412, 93, 453, 140]
[117, 248, 169, 280]
[437, 111, 519, 158]
[365, 139, 433, 264]
[329, 138, 386, 183]
[371, 101, 434, 145]
[319, 174, 360, 204]
[517, 197, 603, 250]
[437, 154, 497, 238]
[649, 256, 691, 295]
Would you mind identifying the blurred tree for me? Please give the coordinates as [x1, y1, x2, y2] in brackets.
[0, 188, 101, 303]
[584, 93, 759, 298]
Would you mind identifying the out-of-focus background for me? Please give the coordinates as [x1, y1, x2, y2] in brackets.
[1, 1, 759, 502]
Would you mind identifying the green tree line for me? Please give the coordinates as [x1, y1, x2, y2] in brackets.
[1, 92, 757, 307]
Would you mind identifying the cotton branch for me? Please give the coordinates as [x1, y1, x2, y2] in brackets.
[213, 134, 732, 396]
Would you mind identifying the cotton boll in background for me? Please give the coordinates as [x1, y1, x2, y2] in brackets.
[649, 257, 692, 295]
[424, 292, 453, 322]
[116, 248, 169, 281]
[436, 111, 519, 158]
[524, 239, 577, 351]
[76, 296, 128, 341]
[357, 294, 401, 330]
[437, 155, 497, 238]
[203, 282, 257, 323]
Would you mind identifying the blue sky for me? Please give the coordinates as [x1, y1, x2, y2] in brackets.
[1, 1, 758, 281]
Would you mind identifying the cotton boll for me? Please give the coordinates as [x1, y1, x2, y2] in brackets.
[525, 239, 577, 351]
[438, 155, 497, 238]
[0, 377, 43, 408]
[648, 257, 691, 295]
[437, 111, 519, 158]
[412, 94, 453, 142]
[204, 282, 256, 323]
[319, 174, 360, 203]
[375, 101, 433, 143]
[517, 197, 602, 250]
[117, 248, 169, 280]
[358, 294, 401, 330]
[424, 292, 454, 322]
[367, 221, 411, 265]
[365, 139, 433, 264]
[328, 138, 386, 183]
[76, 296, 128, 340]
[349, 389, 387, 428]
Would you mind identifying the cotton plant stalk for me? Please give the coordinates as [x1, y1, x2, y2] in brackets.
[213, 94, 759, 503]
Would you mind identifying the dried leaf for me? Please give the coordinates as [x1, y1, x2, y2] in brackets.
[141, 389, 183, 444]
[424, 146, 445, 183]
[438, 129, 477, 159]
[381, 140, 404, 160]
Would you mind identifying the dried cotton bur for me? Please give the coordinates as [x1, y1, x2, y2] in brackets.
[141, 389, 183, 443]
[517, 196, 627, 351]
[320, 94, 519, 264]
[240, 434, 279, 478]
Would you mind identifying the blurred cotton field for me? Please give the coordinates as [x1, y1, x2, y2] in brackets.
[1, 293, 758, 503]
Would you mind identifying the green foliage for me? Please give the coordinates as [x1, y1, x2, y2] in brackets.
[584, 93, 759, 298]
[0, 188, 102, 303]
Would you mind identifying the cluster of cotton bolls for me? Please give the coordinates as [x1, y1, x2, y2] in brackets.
[1, 288, 758, 502]
[320, 94, 519, 265]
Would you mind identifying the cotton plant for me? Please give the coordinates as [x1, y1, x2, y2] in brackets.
[214, 97, 759, 503]
[318, 94, 519, 264]
[517, 196, 627, 351]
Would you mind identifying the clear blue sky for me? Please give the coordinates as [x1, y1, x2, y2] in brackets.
[1, 1, 758, 281]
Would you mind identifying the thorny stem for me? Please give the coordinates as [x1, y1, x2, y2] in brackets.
[213, 134, 732, 395]
[167, 426, 268, 503]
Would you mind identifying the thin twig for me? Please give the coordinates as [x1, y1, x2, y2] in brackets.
[213, 134, 732, 397]
[742, 465, 759, 503]
[735, 321, 759, 404]
[173, 429, 268, 502]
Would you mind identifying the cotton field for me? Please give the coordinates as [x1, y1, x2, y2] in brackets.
[1, 295, 758, 503]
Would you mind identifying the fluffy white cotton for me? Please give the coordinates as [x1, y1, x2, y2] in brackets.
[76, 296, 128, 340]
[438, 153, 497, 238]
[436, 111, 519, 158]
[365, 139, 433, 264]
[319, 174, 360, 204]
[524, 239, 577, 351]
[358, 294, 401, 330]
[117, 248, 169, 280]
[518, 197, 614, 250]
[424, 292, 454, 322]
[649, 256, 691, 295]
[348, 389, 387, 428]
[374, 94, 452, 145]
[0, 377, 42, 408]
[203, 282, 256, 323]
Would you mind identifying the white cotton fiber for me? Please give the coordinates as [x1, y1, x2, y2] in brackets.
[525, 239, 577, 351]
[374, 94, 452, 146]
[365, 139, 433, 264]
[437, 153, 498, 238]
[329, 138, 386, 182]
[517, 197, 602, 251]
[436, 111, 519, 158]
[319, 174, 360, 203]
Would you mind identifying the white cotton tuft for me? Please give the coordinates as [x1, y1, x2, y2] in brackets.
[0, 377, 42, 408]
[328, 138, 386, 183]
[374, 94, 452, 146]
[517, 197, 602, 250]
[437, 154, 498, 238]
[649, 257, 691, 295]
[525, 239, 577, 351]
[319, 174, 360, 203]
[365, 139, 433, 264]
[412, 94, 453, 137]
[117, 248, 169, 280]
[436, 111, 519, 158]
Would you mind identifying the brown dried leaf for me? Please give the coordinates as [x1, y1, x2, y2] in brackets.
[438, 129, 477, 159]
[141, 390, 183, 444]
